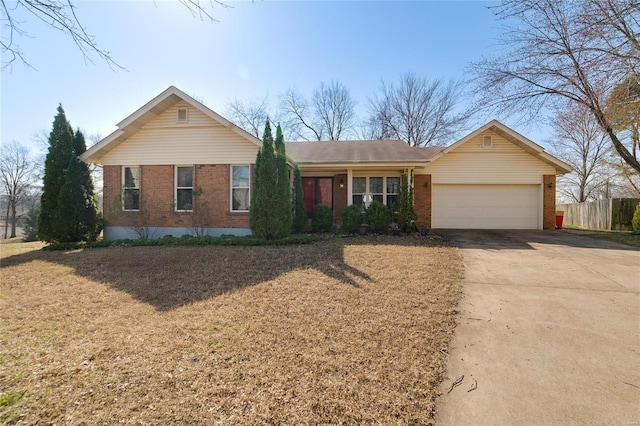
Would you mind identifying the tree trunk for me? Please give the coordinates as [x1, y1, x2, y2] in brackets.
[605, 127, 640, 173]
[3, 197, 9, 239]
[10, 196, 17, 238]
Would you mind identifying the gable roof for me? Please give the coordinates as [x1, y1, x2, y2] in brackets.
[428, 120, 572, 174]
[80, 86, 262, 164]
[286, 140, 442, 164]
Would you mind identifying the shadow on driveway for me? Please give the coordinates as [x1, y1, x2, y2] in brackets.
[436, 229, 640, 251]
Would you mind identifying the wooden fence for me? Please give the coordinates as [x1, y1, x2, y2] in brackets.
[557, 198, 640, 231]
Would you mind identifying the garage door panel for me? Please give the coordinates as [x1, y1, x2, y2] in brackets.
[432, 184, 540, 229]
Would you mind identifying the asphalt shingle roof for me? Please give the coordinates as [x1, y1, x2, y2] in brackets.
[285, 140, 443, 163]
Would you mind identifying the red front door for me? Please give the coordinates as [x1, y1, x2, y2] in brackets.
[302, 177, 333, 217]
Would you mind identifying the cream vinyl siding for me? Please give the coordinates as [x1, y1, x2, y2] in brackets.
[432, 184, 541, 229]
[100, 101, 258, 166]
[423, 133, 555, 184]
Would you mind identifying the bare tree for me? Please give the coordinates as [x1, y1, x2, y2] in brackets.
[279, 88, 321, 141]
[1, 141, 39, 238]
[279, 81, 357, 141]
[225, 96, 271, 139]
[470, 0, 640, 173]
[312, 80, 356, 141]
[1, 0, 229, 70]
[548, 102, 611, 202]
[367, 72, 469, 147]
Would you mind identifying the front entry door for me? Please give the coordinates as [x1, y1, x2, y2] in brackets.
[302, 177, 333, 217]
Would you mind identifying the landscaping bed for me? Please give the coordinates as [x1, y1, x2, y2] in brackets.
[1, 235, 462, 425]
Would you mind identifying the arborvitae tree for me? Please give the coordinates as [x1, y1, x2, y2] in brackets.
[38, 107, 101, 242]
[38, 105, 74, 242]
[250, 121, 294, 239]
[273, 124, 292, 238]
[292, 164, 307, 233]
[54, 130, 101, 242]
[250, 121, 278, 239]
[396, 168, 417, 233]
[73, 130, 101, 240]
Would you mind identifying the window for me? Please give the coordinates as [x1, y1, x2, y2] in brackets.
[352, 177, 366, 210]
[370, 177, 384, 204]
[122, 166, 140, 211]
[483, 135, 492, 147]
[386, 177, 399, 208]
[177, 108, 188, 123]
[352, 176, 400, 210]
[231, 165, 250, 211]
[175, 166, 193, 211]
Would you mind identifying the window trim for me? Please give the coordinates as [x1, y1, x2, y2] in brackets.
[175, 165, 194, 212]
[230, 164, 251, 212]
[122, 166, 140, 211]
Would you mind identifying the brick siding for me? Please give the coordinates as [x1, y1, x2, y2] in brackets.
[414, 174, 432, 228]
[103, 164, 250, 230]
[543, 174, 556, 229]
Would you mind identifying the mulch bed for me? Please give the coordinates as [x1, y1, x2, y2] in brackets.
[1, 235, 462, 425]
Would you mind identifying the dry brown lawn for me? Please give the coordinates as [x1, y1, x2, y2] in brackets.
[0, 235, 462, 425]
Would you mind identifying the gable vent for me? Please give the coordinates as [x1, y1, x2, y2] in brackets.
[177, 108, 188, 123]
[483, 135, 493, 147]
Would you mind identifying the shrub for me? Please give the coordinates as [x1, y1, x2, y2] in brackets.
[42, 234, 323, 251]
[367, 201, 391, 233]
[22, 206, 40, 242]
[312, 204, 334, 233]
[341, 204, 362, 234]
[632, 202, 640, 231]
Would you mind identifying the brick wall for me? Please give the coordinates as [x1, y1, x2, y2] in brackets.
[103, 164, 250, 230]
[414, 174, 432, 228]
[543, 174, 556, 229]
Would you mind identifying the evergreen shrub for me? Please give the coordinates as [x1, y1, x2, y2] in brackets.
[312, 204, 333, 233]
[341, 204, 362, 234]
[632, 202, 640, 231]
[367, 201, 391, 233]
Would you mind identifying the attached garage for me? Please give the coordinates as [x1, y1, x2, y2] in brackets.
[420, 120, 572, 230]
[431, 184, 541, 229]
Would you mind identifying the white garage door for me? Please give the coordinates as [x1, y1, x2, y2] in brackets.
[432, 184, 540, 229]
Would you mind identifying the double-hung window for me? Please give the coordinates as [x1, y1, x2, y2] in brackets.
[122, 166, 140, 211]
[386, 177, 400, 209]
[352, 176, 401, 210]
[231, 165, 250, 211]
[352, 177, 367, 210]
[175, 166, 193, 211]
[370, 177, 384, 204]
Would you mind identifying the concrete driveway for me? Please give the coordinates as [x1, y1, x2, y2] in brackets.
[435, 230, 640, 425]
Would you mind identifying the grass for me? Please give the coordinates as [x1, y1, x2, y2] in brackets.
[0, 235, 463, 425]
[563, 226, 640, 248]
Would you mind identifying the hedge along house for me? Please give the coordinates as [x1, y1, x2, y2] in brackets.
[81, 86, 571, 239]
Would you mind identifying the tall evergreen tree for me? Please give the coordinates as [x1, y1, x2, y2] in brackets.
[38, 106, 101, 242]
[292, 164, 307, 233]
[274, 124, 292, 238]
[54, 130, 101, 241]
[250, 121, 277, 239]
[38, 105, 74, 242]
[396, 168, 417, 233]
[250, 121, 293, 239]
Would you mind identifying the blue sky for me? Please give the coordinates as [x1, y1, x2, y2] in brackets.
[2, 0, 548, 155]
